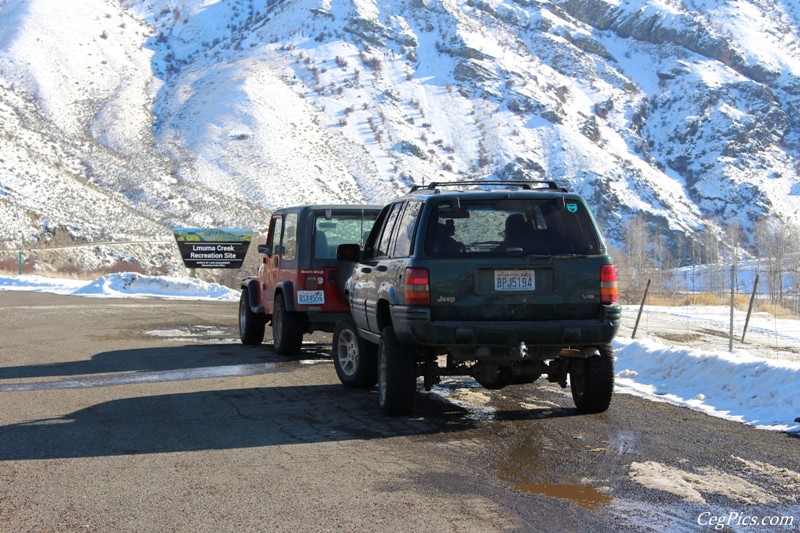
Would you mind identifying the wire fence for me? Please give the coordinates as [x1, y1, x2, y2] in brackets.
[617, 268, 800, 362]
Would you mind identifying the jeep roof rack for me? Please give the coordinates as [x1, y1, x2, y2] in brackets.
[409, 180, 567, 193]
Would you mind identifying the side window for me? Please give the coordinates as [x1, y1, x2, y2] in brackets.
[314, 212, 379, 260]
[363, 205, 391, 259]
[282, 213, 298, 262]
[268, 215, 283, 253]
[392, 201, 421, 257]
[375, 203, 403, 258]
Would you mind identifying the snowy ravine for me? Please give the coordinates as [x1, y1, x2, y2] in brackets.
[1, 274, 797, 433]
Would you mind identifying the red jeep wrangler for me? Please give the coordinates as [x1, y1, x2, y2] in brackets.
[238, 204, 380, 355]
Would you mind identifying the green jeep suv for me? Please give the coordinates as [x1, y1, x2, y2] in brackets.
[334, 180, 621, 416]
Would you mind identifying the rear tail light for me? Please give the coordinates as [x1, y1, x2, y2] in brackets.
[600, 264, 618, 304]
[404, 267, 430, 306]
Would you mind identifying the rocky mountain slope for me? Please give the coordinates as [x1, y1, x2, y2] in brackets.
[1, 0, 799, 272]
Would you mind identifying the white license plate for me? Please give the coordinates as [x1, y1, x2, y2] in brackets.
[297, 290, 325, 305]
[494, 270, 535, 291]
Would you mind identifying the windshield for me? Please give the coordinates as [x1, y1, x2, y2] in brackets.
[314, 212, 378, 260]
[425, 198, 602, 257]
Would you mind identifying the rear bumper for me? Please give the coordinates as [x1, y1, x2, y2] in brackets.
[390, 304, 621, 348]
[306, 311, 351, 326]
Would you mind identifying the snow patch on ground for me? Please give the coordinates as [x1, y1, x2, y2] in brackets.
[0, 273, 238, 301]
[613, 337, 799, 432]
[628, 461, 778, 506]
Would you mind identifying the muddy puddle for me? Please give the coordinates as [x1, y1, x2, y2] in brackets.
[511, 482, 612, 510]
[495, 429, 615, 511]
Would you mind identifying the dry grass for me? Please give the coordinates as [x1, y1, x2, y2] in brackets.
[640, 291, 797, 316]
[644, 292, 750, 309]
[755, 302, 796, 317]
[0, 259, 146, 280]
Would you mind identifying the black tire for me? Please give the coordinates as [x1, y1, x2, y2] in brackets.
[272, 295, 303, 356]
[569, 344, 615, 414]
[238, 288, 265, 346]
[332, 318, 378, 388]
[377, 326, 417, 416]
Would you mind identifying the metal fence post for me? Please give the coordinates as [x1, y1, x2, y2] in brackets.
[18, 250, 23, 275]
[741, 274, 759, 343]
[729, 261, 736, 352]
[631, 279, 651, 339]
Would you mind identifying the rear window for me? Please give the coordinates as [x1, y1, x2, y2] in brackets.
[425, 198, 602, 257]
[314, 212, 378, 260]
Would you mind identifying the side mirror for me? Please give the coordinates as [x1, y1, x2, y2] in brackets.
[257, 244, 271, 255]
[336, 243, 361, 262]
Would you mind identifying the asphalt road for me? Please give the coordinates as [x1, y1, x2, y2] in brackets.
[0, 292, 798, 532]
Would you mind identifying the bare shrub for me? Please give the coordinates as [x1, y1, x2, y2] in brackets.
[359, 52, 381, 70]
[0, 257, 35, 274]
[99, 260, 146, 275]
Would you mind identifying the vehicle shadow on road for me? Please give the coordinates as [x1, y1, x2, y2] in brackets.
[0, 383, 477, 461]
[491, 408, 583, 421]
[0, 342, 324, 381]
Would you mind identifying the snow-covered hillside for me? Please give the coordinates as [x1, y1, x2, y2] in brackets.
[1, 0, 799, 272]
